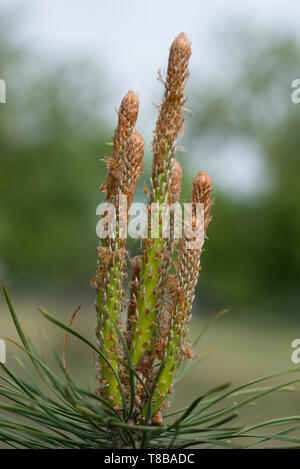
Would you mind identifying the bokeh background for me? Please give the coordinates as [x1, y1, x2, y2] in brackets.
[1, 0, 300, 436]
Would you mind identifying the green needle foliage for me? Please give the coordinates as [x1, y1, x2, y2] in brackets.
[1, 285, 300, 449]
[1, 32, 300, 449]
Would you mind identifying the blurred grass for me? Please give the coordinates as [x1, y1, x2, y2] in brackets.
[1, 296, 299, 431]
[174, 314, 300, 428]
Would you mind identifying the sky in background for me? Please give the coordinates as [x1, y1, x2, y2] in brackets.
[4, 0, 300, 90]
[2, 0, 300, 194]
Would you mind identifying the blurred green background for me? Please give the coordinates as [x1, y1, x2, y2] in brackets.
[0, 1, 300, 432]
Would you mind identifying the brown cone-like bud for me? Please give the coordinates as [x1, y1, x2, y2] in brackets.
[168, 159, 183, 205]
[192, 170, 213, 232]
[119, 130, 144, 208]
[152, 33, 191, 199]
[103, 90, 139, 202]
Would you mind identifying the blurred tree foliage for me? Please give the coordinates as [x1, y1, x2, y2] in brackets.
[189, 29, 300, 315]
[1, 12, 300, 316]
[0, 12, 110, 292]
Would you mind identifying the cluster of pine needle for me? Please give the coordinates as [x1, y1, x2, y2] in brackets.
[91, 32, 213, 424]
